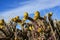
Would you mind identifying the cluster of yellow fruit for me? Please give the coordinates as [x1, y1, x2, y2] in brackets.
[0, 11, 53, 32]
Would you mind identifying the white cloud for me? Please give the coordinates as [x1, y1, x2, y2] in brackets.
[0, 0, 60, 22]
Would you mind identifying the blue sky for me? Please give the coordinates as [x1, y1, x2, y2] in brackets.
[0, 0, 60, 29]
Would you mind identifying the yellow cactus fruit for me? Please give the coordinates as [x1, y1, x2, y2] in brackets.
[15, 16, 19, 20]
[34, 11, 40, 16]
[23, 12, 28, 20]
[12, 18, 17, 22]
[23, 18, 27, 21]
[37, 28, 42, 32]
[48, 12, 53, 17]
[0, 19, 4, 25]
[34, 11, 40, 20]
[29, 26, 34, 31]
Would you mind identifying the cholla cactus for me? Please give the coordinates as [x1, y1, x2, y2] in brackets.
[0, 11, 60, 40]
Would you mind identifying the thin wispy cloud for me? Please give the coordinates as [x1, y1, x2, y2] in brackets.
[0, 0, 60, 22]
